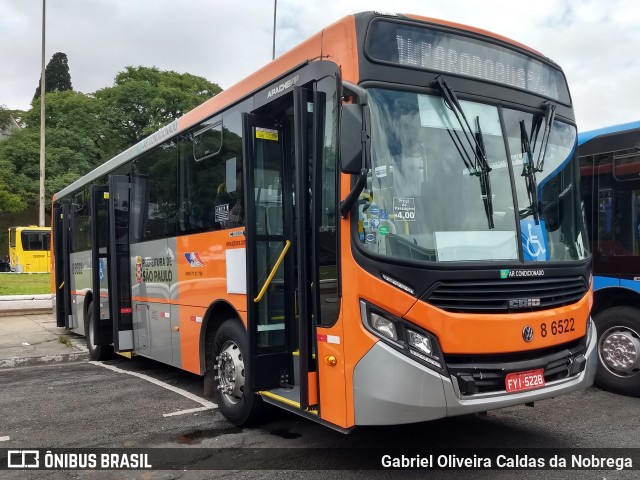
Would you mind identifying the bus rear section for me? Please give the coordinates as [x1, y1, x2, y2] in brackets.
[579, 121, 640, 396]
[8, 226, 51, 273]
[51, 11, 597, 431]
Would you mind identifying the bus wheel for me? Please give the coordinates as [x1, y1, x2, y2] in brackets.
[213, 319, 263, 426]
[85, 302, 111, 361]
[595, 306, 640, 396]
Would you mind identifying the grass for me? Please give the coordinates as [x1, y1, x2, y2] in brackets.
[0, 273, 51, 296]
[58, 335, 73, 348]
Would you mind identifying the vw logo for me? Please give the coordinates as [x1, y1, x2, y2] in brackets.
[522, 326, 535, 342]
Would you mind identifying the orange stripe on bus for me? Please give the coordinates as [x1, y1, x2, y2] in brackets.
[131, 296, 173, 304]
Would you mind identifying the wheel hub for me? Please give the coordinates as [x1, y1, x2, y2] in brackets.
[215, 341, 245, 404]
[599, 327, 640, 377]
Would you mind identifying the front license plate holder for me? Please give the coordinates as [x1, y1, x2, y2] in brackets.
[505, 368, 546, 393]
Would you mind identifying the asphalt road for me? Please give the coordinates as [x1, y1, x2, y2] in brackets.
[1, 355, 639, 480]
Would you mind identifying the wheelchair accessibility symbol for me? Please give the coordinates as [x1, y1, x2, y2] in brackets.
[521, 219, 548, 261]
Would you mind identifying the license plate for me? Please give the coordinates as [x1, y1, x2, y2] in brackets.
[505, 368, 546, 393]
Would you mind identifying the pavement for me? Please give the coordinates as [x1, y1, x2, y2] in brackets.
[0, 295, 88, 369]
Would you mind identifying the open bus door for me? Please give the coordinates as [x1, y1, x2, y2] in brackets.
[90, 185, 113, 345]
[54, 202, 72, 328]
[106, 175, 134, 352]
[87, 176, 139, 357]
[244, 84, 322, 415]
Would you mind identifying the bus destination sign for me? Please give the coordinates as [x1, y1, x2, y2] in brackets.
[366, 20, 570, 104]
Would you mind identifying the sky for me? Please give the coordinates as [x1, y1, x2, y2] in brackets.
[1, 0, 639, 132]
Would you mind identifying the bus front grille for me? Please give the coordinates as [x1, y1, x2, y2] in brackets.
[445, 340, 587, 396]
[426, 276, 588, 313]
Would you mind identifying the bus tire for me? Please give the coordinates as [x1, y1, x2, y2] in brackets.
[213, 319, 264, 426]
[85, 301, 111, 361]
[594, 306, 640, 396]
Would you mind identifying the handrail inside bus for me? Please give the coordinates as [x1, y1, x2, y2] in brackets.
[253, 240, 291, 303]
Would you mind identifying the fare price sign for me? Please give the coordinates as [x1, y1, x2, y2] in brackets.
[393, 197, 416, 221]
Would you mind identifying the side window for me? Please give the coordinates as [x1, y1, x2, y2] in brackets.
[613, 150, 640, 183]
[179, 112, 244, 234]
[9, 228, 15, 248]
[596, 151, 640, 257]
[70, 188, 91, 252]
[132, 141, 178, 242]
[193, 120, 223, 161]
[316, 76, 340, 327]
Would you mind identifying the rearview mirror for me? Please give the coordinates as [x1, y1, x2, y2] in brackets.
[339, 104, 365, 174]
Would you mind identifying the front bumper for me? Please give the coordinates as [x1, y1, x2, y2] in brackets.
[352, 318, 597, 425]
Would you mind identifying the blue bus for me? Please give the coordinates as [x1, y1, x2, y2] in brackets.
[579, 121, 640, 396]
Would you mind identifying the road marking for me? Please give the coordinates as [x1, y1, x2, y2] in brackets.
[0, 436, 10, 442]
[89, 361, 217, 417]
[163, 406, 214, 417]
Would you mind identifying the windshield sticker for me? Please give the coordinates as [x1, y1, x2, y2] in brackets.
[521, 219, 549, 261]
[378, 225, 390, 236]
[370, 218, 381, 229]
[215, 204, 230, 222]
[365, 232, 376, 244]
[369, 204, 380, 217]
[375, 166, 387, 178]
[393, 197, 416, 221]
[256, 127, 278, 141]
[500, 269, 545, 279]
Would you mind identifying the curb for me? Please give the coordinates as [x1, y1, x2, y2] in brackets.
[0, 308, 53, 317]
[0, 294, 52, 301]
[0, 350, 89, 369]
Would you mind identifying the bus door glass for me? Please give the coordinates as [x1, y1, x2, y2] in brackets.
[108, 175, 134, 351]
[245, 112, 297, 393]
[54, 204, 72, 328]
[90, 185, 113, 345]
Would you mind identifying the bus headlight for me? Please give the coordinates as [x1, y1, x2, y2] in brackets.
[361, 300, 446, 373]
[407, 330, 443, 369]
[370, 312, 398, 341]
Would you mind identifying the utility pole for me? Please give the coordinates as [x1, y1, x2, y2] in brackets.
[272, 0, 277, 60]
[39, 0, 46, 227]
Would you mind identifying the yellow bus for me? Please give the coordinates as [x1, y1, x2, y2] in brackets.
[52, 12, 596, 431]
[8, 226, 51, 273]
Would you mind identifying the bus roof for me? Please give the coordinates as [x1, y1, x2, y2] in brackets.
[53, 11, 556, 201]
[578, 120, 640, 146]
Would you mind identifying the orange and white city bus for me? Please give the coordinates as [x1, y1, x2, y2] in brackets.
[8, 226, 51, 273]
[51, 12, 596, 431]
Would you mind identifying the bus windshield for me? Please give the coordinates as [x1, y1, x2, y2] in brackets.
[359, 87, 589, 263]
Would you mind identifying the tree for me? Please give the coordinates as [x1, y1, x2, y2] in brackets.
[95, 66, 221, 145]
[0, 106, 12, 130]
[0, 157, 27, 213]
[24, 90, 124, 160]
[1, 65, 222, 216]
[33, 52, 73, 101]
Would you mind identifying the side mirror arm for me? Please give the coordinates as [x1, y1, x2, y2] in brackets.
[339, 168, 368, 219]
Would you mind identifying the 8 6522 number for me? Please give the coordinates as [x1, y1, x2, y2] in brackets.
[541, 318, 575, 337]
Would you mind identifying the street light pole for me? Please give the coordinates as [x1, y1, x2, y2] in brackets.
[272, 0, 277, 60]
[38, 0, 46, 227]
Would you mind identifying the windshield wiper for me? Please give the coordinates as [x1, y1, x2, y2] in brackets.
[475, 117, 494, 229]
[520, 120, 540, 223]
[432, 75, 494, 228]
[535, 101, 556, 172]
